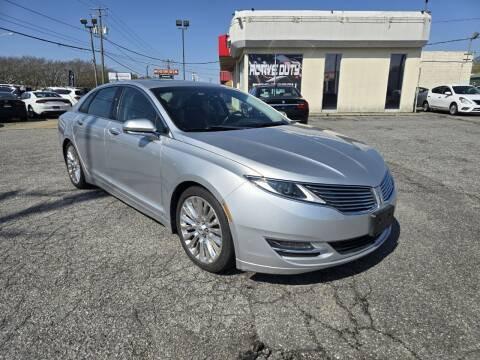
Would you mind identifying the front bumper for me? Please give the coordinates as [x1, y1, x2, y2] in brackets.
[225, 181, 396, 274]
[458, 104, 480, 113]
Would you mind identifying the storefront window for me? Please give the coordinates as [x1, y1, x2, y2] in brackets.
[322, 54, 342, 110]
[385, 54, 406, 109]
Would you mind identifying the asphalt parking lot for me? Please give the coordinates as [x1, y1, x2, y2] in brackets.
[1, 113, 479, 360]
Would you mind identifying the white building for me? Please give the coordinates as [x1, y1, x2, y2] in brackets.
[419, 51, 473, 89]
[220, 10, 432, 113]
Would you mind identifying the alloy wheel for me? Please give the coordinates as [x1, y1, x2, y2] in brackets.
[179, 196, 223, 264]
[66, 146, 81, 185]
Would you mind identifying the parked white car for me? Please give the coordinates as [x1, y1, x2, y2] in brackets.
[423, 85, 480, 115]
[20, 91, 72, 118]
[45, 87, 86, 105]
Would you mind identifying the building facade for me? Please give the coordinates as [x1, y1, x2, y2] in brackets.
[419, 51, 473, 89]
[219, 10, 432, 113]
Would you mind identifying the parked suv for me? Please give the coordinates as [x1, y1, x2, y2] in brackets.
[423, 85, 480, 115]
[45, 87, 86, 105]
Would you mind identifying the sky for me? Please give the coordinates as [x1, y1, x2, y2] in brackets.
[0, 0, 479, 82]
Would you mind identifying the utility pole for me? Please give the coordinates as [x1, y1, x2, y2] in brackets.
[80, 17, 98, 87]
[146, 65, 149, 79]
[93, 7, 108, 84]
[176, 19, 189, 80]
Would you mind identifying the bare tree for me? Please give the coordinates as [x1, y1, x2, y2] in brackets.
[0, 56, 113, 89]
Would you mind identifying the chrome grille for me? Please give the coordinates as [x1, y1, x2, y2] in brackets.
[303, 183, 376, 214]
[380, 171, 394, 201]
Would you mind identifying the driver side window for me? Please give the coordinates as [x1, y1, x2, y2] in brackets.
[117, 87, 164, 131]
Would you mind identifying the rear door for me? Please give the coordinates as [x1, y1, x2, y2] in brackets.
[428, 86, 442, 108]
[104, 85, 167, 215]
[72, 86, 121, 181]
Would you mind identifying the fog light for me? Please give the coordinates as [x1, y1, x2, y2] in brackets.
[266, 238, 321, 257]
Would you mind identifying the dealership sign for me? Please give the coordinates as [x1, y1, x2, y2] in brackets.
[248, 54, 303, 91]
[108, 72, 132, 82]
[154, 68, 179, 79]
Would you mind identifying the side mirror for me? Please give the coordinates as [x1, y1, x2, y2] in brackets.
[122, 119, 157, 136]
[444, 91, 452, 96]
[123, 119, 156, 134]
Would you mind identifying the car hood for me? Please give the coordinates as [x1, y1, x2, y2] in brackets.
[460, 94, 480, 101]
[178, 125, 387, 186]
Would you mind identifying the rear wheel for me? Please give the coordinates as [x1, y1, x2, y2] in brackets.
[176, 186, 235, 273]
[27, 105, 36, 119]
[449, 103, 458, 116]
[422, 101, 430, 112]
[64, 143, 88, 189]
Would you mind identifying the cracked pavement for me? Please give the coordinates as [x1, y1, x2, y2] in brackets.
[1, 113, 479, 359]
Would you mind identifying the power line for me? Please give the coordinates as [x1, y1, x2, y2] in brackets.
[426, 37, 472, 46]
[1, 0, 84, 32]
[104, 53, 140, 75]
[434, 17, 480, 23]
[2, 0, 219, 66]
[0, 25, 91, 51]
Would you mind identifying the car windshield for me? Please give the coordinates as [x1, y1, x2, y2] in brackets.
[0, 86, 13, 93]
[0, 92, 15, 99]
[152, 86, 289, 132]
[74, 89, 86, 96]
[52, 89, 71, 95]
[34, 92, 61, 98]
[257, 86, 301, 99]
[452, 86, 480, 95]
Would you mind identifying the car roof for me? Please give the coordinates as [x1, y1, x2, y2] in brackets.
[108, 79, 220, 90]
[254, 84, 296, 88]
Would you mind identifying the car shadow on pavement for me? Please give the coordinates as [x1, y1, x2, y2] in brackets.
[0, 189, 107, 224]
[250, 219, 400, 285]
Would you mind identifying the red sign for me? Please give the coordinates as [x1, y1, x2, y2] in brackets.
[154, 69, 179, 75]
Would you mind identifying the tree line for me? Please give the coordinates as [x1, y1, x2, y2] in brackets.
[0, 56, 114, 89]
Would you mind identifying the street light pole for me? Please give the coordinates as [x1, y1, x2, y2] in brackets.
[176, 19, 189, 80]
[80, 18, 98, 87]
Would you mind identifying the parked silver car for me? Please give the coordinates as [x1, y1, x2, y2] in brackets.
[58, 80, 396, 274]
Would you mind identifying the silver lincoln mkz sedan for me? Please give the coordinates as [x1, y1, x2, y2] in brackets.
[59, 80, 396, 274]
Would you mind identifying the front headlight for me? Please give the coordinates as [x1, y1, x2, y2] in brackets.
[459, 97, 472, 104]
[245, 176, 326, 204]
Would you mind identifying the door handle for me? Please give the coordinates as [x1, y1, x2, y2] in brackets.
[77, 119, 84, 126]
[108, 128, 121, 136]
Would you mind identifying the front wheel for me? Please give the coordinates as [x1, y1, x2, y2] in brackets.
[64, 143, 88, 189]
[176, 186, 235, 273]
[449, 103, 458, 116]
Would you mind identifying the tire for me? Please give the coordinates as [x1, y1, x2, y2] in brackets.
[176, 186, 235, 273]
[64, 143, 89, 189]
[449, 103, 458, 116]
[27, 105, 36, 119]
[422, 101, 430, 112]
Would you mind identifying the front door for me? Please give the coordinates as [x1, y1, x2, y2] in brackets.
[104, 86, 167, 216]
[72, 86, 120, 180]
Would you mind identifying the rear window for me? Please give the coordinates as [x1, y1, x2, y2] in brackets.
[256, 86, 301, 99]
[34, 92, 61, 98]
[52, 89, 71, 95]
[74, 90, 86, 96]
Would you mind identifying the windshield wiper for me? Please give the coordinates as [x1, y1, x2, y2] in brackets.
[240, 122, 287, 128]
[186, 125, 247, 132]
